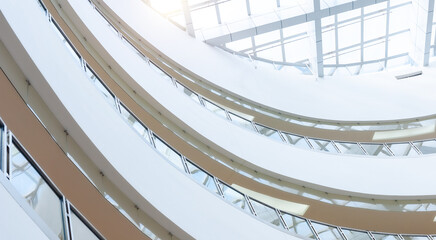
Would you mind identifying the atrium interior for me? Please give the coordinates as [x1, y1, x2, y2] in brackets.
[0, 0, 436, 239]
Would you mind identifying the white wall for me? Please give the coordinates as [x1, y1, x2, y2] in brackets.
[0, 0, 298, 239]
[101, 0, 436, 122]
[62, 0, 436, 199]
[0, 180, 51, 240]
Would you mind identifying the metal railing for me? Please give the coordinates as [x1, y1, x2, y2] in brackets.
[85, 0, 436, 158]
[28, 0, 436, 237]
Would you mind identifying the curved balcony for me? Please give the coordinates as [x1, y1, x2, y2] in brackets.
[4, 0, 436, 238]
[68, 0, 436, 159]
[58, 0, 436, 199]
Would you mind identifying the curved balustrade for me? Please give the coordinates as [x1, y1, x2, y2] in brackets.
[44, 0, 436, 214]
[0, 119, 103, 240]
[83, 0, 436, 158]
[33, 1, 436, 237]
[89, 0, 436, 133]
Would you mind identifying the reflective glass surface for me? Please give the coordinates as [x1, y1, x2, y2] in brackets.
[281, 213, 315, 239]
[360, 144, 392, 156]
[311, 222, 343, 240]
[219, 182, 252, 214]
[185, 160, 219, 194]
[401, 236, 430, 240]
[371, 233, 400, 240]
[341, 229, 371, 240]
[413, 140, 436, 154]
[308, 139, 338, 153]
[152, 135, 185, 170]
[203, 99, 228, 119]
[119, 104, 151, 143]
[121, 37, 147, 60]
[175, 82, 201, 104]
[85, 65, 116, 107]
[335, 142, 365, 155]
[150, 62, 172, 83]
[249, 198, 282, 227]
[254, 124, 284, 142]
[386, 143, 419, 156]
[9, 143, 65, 239]
[71, 211, 100, 240]
[282, 133, 311, 149]
[228, 112, 255, 131]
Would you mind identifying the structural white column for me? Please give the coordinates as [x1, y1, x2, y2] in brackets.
[181, 0, 195, 37]
[308, 0, 324, 77]
[409, 0, 434, 66]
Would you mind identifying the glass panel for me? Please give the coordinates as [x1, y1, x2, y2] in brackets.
[119, 104, 151, 144]
[249, 198, 282, 227]
[401, 236, 429, 240]
[9, 143, 65, 239]
[228, 112, 255, 131]
[71, 210, 100, 240]
[282, 133, 311, 149]
[311, 222, 343, 240]
[185, 160, 219, 194]
[50, 20, 80, 64]
[386, 143, 419, 156]
[202, 99, 228, 119]
[341, 229, 371, 240]
[63, 39, 81, 66]
[152, 135, 184, 170]
[121, 37, 146, 60]
[413, 140, 436, 154]
[95, 8, 118, 36]
[335, 142, 365, 155]
[85, 65, 116, 107]
[360, 143, 392, 156]
[372, 233, 400, 240]
[308, 139, 338, 153]
[149, 62, 172, 83]
[254, 124, 284, 142]
[37, 0, 47, 13]
[175, 82, 201, 104]
[219, 182, 252, 214]
[281, 213, 316, 239]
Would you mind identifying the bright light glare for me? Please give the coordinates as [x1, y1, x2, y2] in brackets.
[150, 0, 181, 14]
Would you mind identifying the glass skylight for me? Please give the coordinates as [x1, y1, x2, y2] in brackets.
[147, 0, 436, 76]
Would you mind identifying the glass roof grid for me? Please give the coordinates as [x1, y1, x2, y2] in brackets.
[191, 5, 219, 30]
[364, 1, 388, 14]
[363, 13, 387, 43]
[338, 45, 361, 64]
[256, 44, 285, 62]
[254, 30, 281, 46]
[388, 31, 410, 57]
[389, 3, 411, 34]
[217, 0, 248, 23]
[337, 7, 361, 22]
[363, 41, 386, 62]
[337, 18, 361, 50]
[151, 0, 422, 75]
[248, 0, 277, 16]
[283, 36, 311, 62]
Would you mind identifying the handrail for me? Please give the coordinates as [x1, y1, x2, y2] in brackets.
[82, 0, 436, 157]
[46, 0, 436, 214]
[34, 0, 436, 236]
[96, 0, 436, 133]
